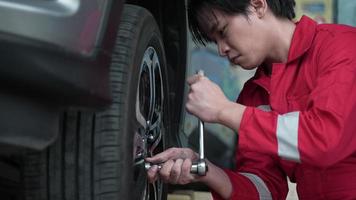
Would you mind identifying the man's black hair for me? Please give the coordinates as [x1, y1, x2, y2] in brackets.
[188, 0, 296, 45]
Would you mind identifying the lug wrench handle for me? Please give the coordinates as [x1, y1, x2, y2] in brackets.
[191, 70, 208, 176]
[190, 119, 208, 176]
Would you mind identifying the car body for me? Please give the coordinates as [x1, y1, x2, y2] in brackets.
[0, 0, 188, 199]
[0, 0, 121, 151]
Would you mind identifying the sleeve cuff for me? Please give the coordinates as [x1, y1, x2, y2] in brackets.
[210, 169, 259, 200]
[238, 107, 278, 156]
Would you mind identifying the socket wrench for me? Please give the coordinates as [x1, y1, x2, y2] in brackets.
[145, 70, 208, 176]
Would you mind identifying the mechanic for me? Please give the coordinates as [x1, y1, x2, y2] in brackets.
[146, 0, 356, 199]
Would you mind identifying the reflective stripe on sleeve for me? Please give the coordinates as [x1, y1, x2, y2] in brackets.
[240, 172, 272, 200]
[257, 105, 272, 112]
[276, 111, 300, 162]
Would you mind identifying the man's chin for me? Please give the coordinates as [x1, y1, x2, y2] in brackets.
[239, 64, 258, 70]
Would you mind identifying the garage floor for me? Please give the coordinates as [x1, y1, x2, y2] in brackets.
[168, 191, 213, 200]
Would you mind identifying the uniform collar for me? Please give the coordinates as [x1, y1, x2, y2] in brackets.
[250, 16, 317, 91]
[251, 65, 271, 92]
[287, 15, 317, 63]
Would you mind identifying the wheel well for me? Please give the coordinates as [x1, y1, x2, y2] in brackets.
[125, 0, 187, 76]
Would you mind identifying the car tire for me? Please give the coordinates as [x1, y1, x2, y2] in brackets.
[23, 4, 170, 200]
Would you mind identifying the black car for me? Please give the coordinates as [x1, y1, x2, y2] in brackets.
[0, 0, 189, 199]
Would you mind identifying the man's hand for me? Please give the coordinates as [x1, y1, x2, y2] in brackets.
[146, 147, 233, 199]
[186, 73, 246, 131]
[145, 148, 199, 184]
[186, 73, 233, 123]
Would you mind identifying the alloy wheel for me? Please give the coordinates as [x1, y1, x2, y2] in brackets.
[133, 46, 165, 200]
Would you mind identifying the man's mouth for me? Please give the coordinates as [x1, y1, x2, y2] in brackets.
[231, 55, 240, 65]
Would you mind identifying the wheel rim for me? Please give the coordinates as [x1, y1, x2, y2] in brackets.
[133, 46, 165, 200]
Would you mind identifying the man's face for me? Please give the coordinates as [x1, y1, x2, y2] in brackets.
[199, 8, 270, 70]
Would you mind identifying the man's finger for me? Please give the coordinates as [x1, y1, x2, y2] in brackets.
[179, 159, 194, 184]
[187, 71, 206, 85]
[187, 74, 200, 85]
[181, 159, 192, 176]
[160, 160, 174, 182]
[145, 148, 180, 164]
[197, 69, 204, 76]
[145, 150, 171, 163]
[147, 165, 159, 183]
[170, 159, 183, 184]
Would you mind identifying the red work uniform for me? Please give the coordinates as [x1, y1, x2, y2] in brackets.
[212, 16, 356, 200]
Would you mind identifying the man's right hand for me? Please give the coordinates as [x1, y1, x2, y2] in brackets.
[146, 147, 233, 199]
[145, 147, 199, 184]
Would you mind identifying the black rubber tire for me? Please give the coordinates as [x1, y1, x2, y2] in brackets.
[23, 4, 170, 200]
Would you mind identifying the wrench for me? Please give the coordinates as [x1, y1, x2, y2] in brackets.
[145, 70, 208, 176]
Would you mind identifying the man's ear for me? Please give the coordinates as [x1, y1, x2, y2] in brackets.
[250, 0, 268, 18]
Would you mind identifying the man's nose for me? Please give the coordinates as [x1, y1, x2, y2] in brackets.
[217, 40, 229, 57]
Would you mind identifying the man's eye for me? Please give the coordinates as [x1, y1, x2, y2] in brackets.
[219, 30, 224, 36]
[207, 36, 216, 43]
[218, 25, 227, 37]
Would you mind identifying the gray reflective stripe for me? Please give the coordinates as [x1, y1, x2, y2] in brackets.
[257, 105, 271, 112]
[240, 172, 272, 200]
[276, 111, 300, 162]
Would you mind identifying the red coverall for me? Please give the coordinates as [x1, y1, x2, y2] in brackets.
[212, 16, 356, 200]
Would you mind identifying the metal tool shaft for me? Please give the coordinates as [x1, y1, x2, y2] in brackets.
[146, 69, 208, 176]
[190, 70, 208, 176]
[199, 120, 204, 160]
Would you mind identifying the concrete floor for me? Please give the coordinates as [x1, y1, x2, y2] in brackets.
[168, 191, 213, 200]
